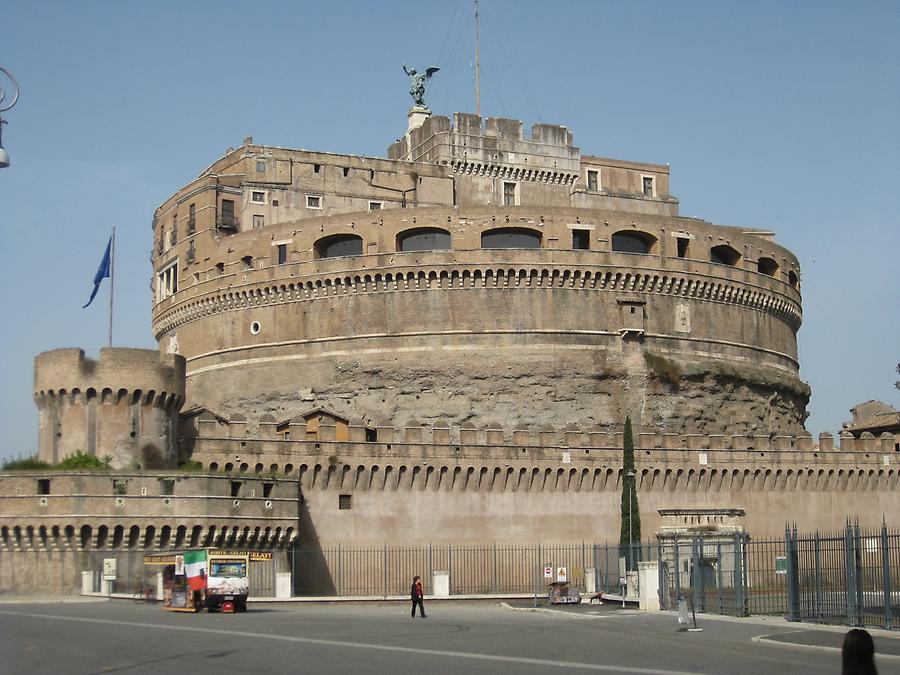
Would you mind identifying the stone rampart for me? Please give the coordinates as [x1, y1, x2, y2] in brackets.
[182, 416, 899, 546]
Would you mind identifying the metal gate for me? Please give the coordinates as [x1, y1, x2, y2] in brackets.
[657, 533, 748, 617]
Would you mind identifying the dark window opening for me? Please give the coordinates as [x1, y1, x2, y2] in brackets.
[612, 231, 655, 255]
[342, 167, 350, 177]
[788, 270, 799, 288]
[758, 257, 779, 276]
[37, 479, 50, 495]
[188, 203, 196, 234]
[339, 494, 352, 510]
[112, 479, 127, 496]
[316, 234, 363, 259]
[572, 229, 590, 250]
[263, 483, 274, 498]
[677, 237, 689, 258]
[277, 244, 288, 265]
[314, 164, 321, 173]
[242, 255, 253, 269]
[251, 191, 265, 203]
[216, 262, 225, 274]
[307, 195, 322, 209]
[642, 176, 654, 196]
[230, 481, 242, 497]
[160, 479, 174, 496]
[365, 427, 378, 442]
[398, 228, 451, 252]
[256, 159, 266, 172]
[503, 182, 517, 206]
[481, 228, 541, 249]
[219, 199, 237, 229]
[710, 245, 741, 266]
[586, 170, 598, 191]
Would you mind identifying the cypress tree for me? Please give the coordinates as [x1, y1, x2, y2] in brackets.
[619, 416, 642, 570]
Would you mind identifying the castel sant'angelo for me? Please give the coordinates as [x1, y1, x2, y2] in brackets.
[2, 99, 897, 595]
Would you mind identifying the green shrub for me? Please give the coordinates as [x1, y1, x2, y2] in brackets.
[2, 456, 51, 471]
[57, 451, 109, 470]
[644, 352, 681, 387]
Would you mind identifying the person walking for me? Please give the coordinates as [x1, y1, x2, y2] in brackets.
[842, 628, 878, 675]
[410, 575, 426, 618]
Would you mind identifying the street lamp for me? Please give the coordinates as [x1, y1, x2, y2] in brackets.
[0, 66, 21, 169]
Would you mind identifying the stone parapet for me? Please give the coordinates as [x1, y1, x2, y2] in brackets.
[0, 471, 298, 552]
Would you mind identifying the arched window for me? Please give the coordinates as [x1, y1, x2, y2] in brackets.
[710, 244, 741, 266]
[612, 230, 656, 255]
[788, 270, 799, 288]
[397, 228, 451, 252]
[757, 257, 779, 276]
[481, 228, 541, 249]
[315, 234, 363, 259]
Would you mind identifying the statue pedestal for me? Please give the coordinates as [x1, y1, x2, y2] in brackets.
[407, 106, 431, 131]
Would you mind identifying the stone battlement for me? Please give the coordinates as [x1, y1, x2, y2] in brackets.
[191, 413, 896, 455]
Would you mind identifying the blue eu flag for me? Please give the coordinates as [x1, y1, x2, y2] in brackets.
[83, 237, 112, 308]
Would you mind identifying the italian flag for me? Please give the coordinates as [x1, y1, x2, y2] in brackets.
[184, 550, 207, 591]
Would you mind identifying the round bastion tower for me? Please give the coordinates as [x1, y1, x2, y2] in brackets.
[34, 348, 186, 469]
[150, 112, 808, 436]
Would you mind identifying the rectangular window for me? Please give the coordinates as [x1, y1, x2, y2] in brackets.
[277, 244, 287, 265]
[586, 170, 599, 191]
[219, 199, 237, 229]
[252, 214, 264, 229]
[572, 229, 590, 250]
[251, 191, 265, 203]
[339, 494, 352, 510]
[156, 262, 178, 303]
[112, 479, 127, 496]
[503, 182, 517, 206]
[160, 479, 174, 496]
[188, 203, 196, 234]
[364, 427, 377, 442]
[368, 201, 382, 211]
[306, 195, 322, 209]
[37, 479, 50, 495]
[263, 482, 274, 498]
[256, 159, 266, 172]
[642, 176, 655, 197]
[230, 481, 242, 497]
[677, 237, 689, 258]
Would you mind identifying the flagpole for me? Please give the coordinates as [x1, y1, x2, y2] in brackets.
[108, 225, 115, 347]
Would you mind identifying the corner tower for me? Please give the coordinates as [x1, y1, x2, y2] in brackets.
[34, 348, 186, 468]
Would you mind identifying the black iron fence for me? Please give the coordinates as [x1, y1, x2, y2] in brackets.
[292, 541, 657, 597]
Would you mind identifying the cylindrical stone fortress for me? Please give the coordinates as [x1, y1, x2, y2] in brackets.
[150, 113, 808, 437]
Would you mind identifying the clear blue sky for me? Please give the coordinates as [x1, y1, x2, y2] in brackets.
[1, 0, 898, 461]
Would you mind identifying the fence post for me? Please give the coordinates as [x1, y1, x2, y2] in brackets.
[673, 537, 681, 603]
[448, 544, 453, 596]
[844, 522, 858, 626]
[882, 521, 893, 630]
[734, 533, 748, 617]
[717, 540, 724, 615]
[493, 542, 498, 594]
[786, 526, 800, 621]
[383, 544, 388, 599]
[657, 539, 666, 610]
[593, 543, 601, 596]
[853, 523, 864, 626]
[691, 537, 702, 613]
[814, 532, 823, 622]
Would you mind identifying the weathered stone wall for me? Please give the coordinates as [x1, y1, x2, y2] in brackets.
[183, 418, 898, 548]
[33, 348, 185, 468]
[0, 471, 299, 594]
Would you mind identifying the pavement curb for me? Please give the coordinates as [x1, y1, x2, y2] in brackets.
[498, 602, 641, 620]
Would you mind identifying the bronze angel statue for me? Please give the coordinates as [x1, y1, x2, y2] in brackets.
[403, 64, 440, 108]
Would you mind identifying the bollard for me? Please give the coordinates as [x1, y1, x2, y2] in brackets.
[677, 597, 689, 631]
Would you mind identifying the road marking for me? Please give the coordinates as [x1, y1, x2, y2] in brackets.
[0, 610, 706, 674]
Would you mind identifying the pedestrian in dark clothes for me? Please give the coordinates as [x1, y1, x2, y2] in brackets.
[842, 628, 878, 675]
[410, 575, 426, 618]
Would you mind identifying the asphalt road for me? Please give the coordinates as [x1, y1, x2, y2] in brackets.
[0, 600, 897, 675]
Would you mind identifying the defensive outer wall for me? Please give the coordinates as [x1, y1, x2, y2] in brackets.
[184, 414, 900, 547]
[0, 471, 298, 595]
